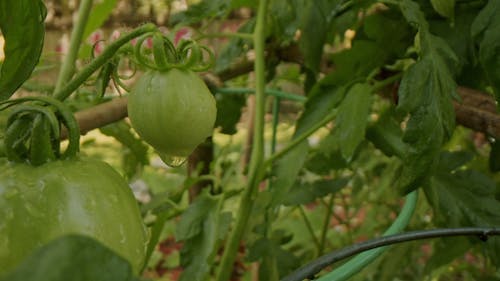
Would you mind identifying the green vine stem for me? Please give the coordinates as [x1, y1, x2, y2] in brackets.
[53, 0, 93, 95]
[299, 205, 322, 250]
[319, 194, 335, 256]
[215, 0, 269, 280]
[54, 24, 157, 101]
[195, 32, 254, 41]
[216, 87, 307, 102]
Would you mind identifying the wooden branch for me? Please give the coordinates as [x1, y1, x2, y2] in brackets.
[455, 87, 499, 138]
[70, 85, 500, 140]
[61, 97, 128, 138]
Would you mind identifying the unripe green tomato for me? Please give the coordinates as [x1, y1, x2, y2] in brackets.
[0, 158, 148, 276]
[127, 69, 216, 164]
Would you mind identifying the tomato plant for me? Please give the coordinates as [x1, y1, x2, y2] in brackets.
[128, 69, 216, 165]
[1, 0, 500, 281]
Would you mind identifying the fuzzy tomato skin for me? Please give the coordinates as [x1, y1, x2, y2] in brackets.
[0, 158, 148, 276]
[127, 69, 216, 159]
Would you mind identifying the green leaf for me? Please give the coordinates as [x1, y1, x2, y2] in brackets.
[471, 0, 500, 109]
[282, 177, 349, 206]
[424, 237, 471, 275]
[176, 192, 231, 281]
[335, 83, 373, 161]
[366, 109, 407, 158]
[170, 0, 232, 25]
[176, 193, 218, 240]
[429, 8, 479, 76]
[298, 0, 342, 72]
[82, 0, 117, 41]
[214, 19, 254, 73]
[425, 151, 500, 227]
[270, 141, 309, 207]
[424, 151, 500, 265]
[100, 121, 149, 179]
[305, 150, 348, 174]
[247, 237, 299, 278]
[0, 0, 46, 100]
[268, 0, 305, 43]
[269, 84, 346, 207]
[362, 10, 413, 58]
[430, 0, 455, 19]
[214, 94, 246, 135]
[396, 0, 459, 192]
[0, 235, 138, 281]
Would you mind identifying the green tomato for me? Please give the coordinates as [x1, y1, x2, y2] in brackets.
[127, 69, 216, 164]
[0, 158, 148, 276]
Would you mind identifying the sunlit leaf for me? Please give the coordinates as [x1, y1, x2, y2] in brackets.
[335, 83, 372, 161]
[176, 192, 231, 281]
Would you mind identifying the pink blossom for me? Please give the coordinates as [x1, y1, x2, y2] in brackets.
[174, 27, 192, 45]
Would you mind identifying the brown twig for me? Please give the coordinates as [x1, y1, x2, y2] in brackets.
[69, 85, 500, 140]
[61, 97, 129, 138]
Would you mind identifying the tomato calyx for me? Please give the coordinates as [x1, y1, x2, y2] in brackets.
[133, 32, 214, 72]
[0, 96, 80, 165]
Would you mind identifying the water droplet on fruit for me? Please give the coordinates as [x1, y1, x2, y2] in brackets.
[158, 153, 187, 167]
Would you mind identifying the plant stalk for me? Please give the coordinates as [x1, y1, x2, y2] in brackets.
[215, 1, 268, 280]
[54, 24, 156, 101]
[319, 194, 335, 256]
[53, 0, 94, 95]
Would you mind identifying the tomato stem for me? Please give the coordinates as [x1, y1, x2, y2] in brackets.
[215, 0, 269, 280]
[53, 0, 93, 96]
[54, 24, 157, 101]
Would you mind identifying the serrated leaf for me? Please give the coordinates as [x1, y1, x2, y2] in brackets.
[425, 152, 500, 227]
[424, 151, 500, 265]
[335, 83, 373, 161]
[214, 94, 246, 135]
[366, 109, 407, 158]
[396, 1, 459, 192]
[305, 150, 348, 174]
[298, 0, 342, 72]
[471, 0, 500, 109]
[177, 192, 231, 281]
[0, 0, 46, 100]
[429, 8, 478, 74]
[282, 177, 349, 206]
[430, 0, 455, 19]
[424, 237, 470, 275]
[362, 10, 413, 58]
[268, 0, 305, 43]
[1, 235, 138, 281]
[214, 20, 254, 73]
[247, 237, 299, 278]
[176, 194, 218, 240]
